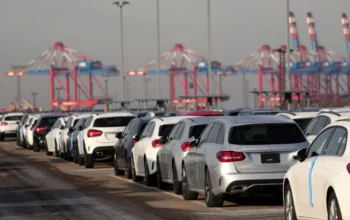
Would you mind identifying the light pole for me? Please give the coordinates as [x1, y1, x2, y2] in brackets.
[113, 1, 129, 102]
[31, 92, 38, 109]
[156, 0, 161, 99]
[207, 0, 212, 97]
[286, 0, 292, 110]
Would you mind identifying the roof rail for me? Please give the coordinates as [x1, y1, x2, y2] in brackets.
[318, 111, 340, 116]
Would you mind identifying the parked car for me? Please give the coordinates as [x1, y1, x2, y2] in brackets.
[177, 110, 224, 116]
[79, 112, 135, 168]
[131, 116, 194, 185]
[156, 116, 217, 193]
[114, 117, 152, 178]
[32, 114, 67, 152]
[21, 114, 41, 148]
[284, 121, 350, 220]
[68, 117, 89, 164]
[16, 113, 30, 146]
[45, 116, 69, 156]
[276, 112, 318, 131]
[304, 111, 350, 143]
[182, 116, 308, 207]
[238, 109, 280, 116]
[0, 112, 24, 141]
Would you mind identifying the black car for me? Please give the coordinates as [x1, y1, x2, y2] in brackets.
[32, 114, 67, 152]
[114, 117, 152, 178]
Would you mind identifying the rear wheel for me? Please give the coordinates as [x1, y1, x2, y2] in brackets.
[54, 141, 59, 157]
[328, 192, 342, 220]
[125, 157, 132, 179]
[204, 169, 224, 207]
[114, 151, 125, 175]
[284, 184, 297, 220]
[144, 158, 156, 186]
[84, 153, 94, 168]
[0, 134, 4, 141]
[172, 162, 182, 194]
[131, 155, 143, 182]
[73, 144, 79, 164]
[156, 160, 166, 189]
[182, 166, 198, 200]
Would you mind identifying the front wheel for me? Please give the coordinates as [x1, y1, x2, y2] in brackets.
[204, 169, 224, 207]
[33, 143, 40, 152]
[182, 166, 198, 200]
[114, 152, 125, 175]
[125, 157, 132, 179]
[328, 192, 343, 220]
[156, 160, 166, 189]
[284, 184, 297, 220]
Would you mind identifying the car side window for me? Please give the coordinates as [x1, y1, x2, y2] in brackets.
[324, 127, 347, 156]
[216, 125, 225, 144]
[311, 116, 329, 135]
[306, 127, 334, 158]
[168, 123, 180, 141]
[304, 117, 319, 135]
[197, 123, 214, 147]
[239, 112, 253, 116]
[207, 123, 222, 143]
[147, 122, 155, 137]
[141, 122, 152, 138]
[124, 120, 135, 135]
[174, 122, 185, 140]
[84, 117, 93, 128]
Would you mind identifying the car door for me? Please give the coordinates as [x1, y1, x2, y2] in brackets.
[135, 122, 154, 174]
[196, 122, 223, 190]
[186, 123, 214, 190]
[309, 127, 347, 219]
[160, 123, 180, 180]
[47, 119, 60, 151]
[294, 127, 335, 217]
[166, 122, 185, 180]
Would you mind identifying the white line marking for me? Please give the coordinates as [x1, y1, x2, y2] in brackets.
[70, 168, 113, 172]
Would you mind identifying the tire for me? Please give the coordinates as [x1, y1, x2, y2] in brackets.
[327, 192, 343, 220]
[156, 160, 166, 189]
[33, 143, 40, 152]
[78, 153, 84, 166]
[125, 157, 132, 179]
[204, 169, 224, 207]
[0, 134, 4, 141]
[284, 184, 297, 220]
[73, 145, 79, 164]
[131, 155, 143, 182]
[54, 141, 59, 157]
[144, 158, 156, 186]
[21, 139, 27, 149]
[114, 151, 125, 175]
[84, 153, 94, 168]
[172, 161, 182, 194]
[182, 166, 198, 200]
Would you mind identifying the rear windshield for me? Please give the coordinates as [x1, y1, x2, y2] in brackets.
[39, 117, 61, 126]
[189, 124, 207, 139]
[72, 119, 80, 127]
[93, 116, 134, 127]
[254, 112, 279, 115]
[229, 123, 306, 145]
[228, 112, 240, 116]
[294, 118, 313, 131]
[4, 115, 22, 121]
[158, 124, 175, 137]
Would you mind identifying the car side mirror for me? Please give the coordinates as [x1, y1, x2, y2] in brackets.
[115, 132, 123, 139]
[133, 134, 140, 142]
[293, 148, 307, 162]
[189, 137, 198, 147]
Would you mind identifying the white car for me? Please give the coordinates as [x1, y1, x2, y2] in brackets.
[283, 121, 350, 220]
[21, 114, 39, 148]
[0, 112, 24, 141]
[45, 117, 68, 156]
[25, 114, 42, 149]
[276, 112, 318, 131]
[80, 112, 135, 168]
[304, 111, 350, 143]
[131, 116, 194, 186]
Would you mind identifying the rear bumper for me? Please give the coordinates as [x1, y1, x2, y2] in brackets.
[213, 172, 285, 195]
[33, 136, 46, 149]
[92, 146, 114, 161]
[1, 131, 17, 138]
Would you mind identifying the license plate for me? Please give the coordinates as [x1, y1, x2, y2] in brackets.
[261, 153, 280, 164]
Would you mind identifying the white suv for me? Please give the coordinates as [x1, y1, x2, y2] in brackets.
[80, 112, 135, 168]
[0, 112, 24, 141]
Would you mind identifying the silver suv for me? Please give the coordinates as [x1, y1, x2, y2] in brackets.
[181, 116, 308, 207]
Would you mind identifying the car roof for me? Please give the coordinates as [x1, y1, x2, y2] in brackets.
[151, 116, 197, 124]
[215, 115, 295, 126]
[276, 112, 318, 119]
[4, 112, 24, 116]
[180, 116, 219, 125]
[93, 112, 134, 117]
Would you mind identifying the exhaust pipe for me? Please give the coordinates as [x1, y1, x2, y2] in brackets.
[96, 152, 104, 157]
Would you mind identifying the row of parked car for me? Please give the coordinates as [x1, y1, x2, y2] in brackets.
[1, 106, 348, 219]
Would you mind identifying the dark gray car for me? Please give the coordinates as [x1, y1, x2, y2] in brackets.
[114, 117, 152, 178]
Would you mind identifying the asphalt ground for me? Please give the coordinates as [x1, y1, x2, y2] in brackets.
[0, 140, 284, 220]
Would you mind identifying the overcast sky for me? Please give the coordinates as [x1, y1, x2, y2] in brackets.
[0, 0, 349, 109]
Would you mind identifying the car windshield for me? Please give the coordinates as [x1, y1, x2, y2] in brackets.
[294, 118, 313, 131]
[229, 123, 306, 145]
[39, 117, 61, 126]
[4, 115, 22, 121]
[158, 124, 175, 137]
[93, 116, 135, 127]
[189, 124, 207, 139]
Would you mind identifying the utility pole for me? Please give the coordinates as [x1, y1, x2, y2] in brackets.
[31, 92, 38, 109]
[207, 0, 212, 97]
[156, 0, 161, 99]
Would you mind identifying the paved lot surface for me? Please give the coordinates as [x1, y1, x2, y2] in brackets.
[0, 140, 284, 220]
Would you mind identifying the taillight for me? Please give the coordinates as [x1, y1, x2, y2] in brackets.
[181, 142, 193, 152]
[35, 126, 45, 133]
[133, 140, 137, 144]
[152, 139, 162, 148]
[216, 151, 245, 162]
[87, 129, 102, 138]
[1, 122, 8, 126]
[347, 163, 350, 173]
